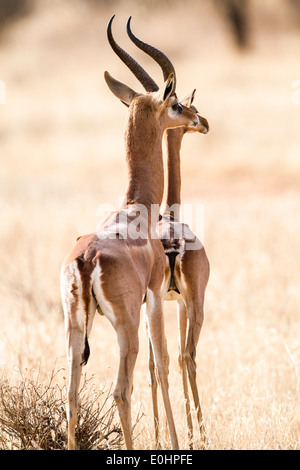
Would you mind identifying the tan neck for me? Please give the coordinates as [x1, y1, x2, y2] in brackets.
[123, 100, 164, 227]
[164, 127, 185, 220]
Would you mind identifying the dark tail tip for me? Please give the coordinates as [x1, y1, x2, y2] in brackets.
[81, 336, 90, 366]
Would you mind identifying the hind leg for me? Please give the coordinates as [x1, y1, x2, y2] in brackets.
[65, 326, 84, 450]
[62, 272, 96, 450]
[177, 248, 209, 445]
[184, 297, 206, 442]
[143, 306, 160, 448]
[146, 289, 179, 450]
[113, 314, 139, 450]
[177, 299, 193, 449]
[148, 338, 160, 448]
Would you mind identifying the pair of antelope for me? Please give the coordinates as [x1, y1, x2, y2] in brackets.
[60, 16, 209, 450]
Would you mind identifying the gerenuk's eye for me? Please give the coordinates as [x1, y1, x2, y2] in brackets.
[172, 103, 183, 114]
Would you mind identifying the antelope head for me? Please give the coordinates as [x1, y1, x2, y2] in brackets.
[104, 16, 199, 131]
[125, 17, 209, 134]
[179, 89, 209, 134]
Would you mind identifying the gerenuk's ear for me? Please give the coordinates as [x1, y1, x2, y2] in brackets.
[162, 72, 176, 103]
[104, 71, 138, 105]
[180, 89, 196, 107]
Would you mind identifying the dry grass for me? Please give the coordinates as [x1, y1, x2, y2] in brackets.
[0, 368, 124, 449]
[0, 0, 299, 450]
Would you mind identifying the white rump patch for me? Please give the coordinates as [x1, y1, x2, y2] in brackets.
[92, 259, 117, 327]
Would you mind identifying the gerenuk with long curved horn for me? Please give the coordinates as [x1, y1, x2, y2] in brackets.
[126, 16, 177, 89]
[107, 15, 159, 93]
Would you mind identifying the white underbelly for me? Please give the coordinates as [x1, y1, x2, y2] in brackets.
[164, 290, 182, 301]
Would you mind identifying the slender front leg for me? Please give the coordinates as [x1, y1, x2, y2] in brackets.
[177, 299, 193, 449]
[146, 289, 179, 450]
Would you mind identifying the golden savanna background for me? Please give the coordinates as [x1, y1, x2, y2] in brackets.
[0, 0, 299, 450]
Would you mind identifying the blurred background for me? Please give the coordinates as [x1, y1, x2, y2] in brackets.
[0, 0, 299, 449]
[1, 0, 299, 204]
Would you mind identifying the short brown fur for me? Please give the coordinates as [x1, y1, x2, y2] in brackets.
[147, 97, 210, 449]
[61, 70, 199, 450]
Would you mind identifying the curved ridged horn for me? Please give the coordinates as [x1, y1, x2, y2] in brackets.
[107, 15, 159, 93]
[127, 16, 176, 89]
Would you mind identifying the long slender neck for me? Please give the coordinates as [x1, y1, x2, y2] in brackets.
[164, 127, 185, 220]
[123, 100, 164, 228]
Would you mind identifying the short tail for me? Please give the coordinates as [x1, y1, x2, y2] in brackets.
[81, 297, 90, 366]
[81, 335, 90, 366]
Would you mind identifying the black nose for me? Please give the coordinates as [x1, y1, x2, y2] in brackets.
[201, 116, 209, 132]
